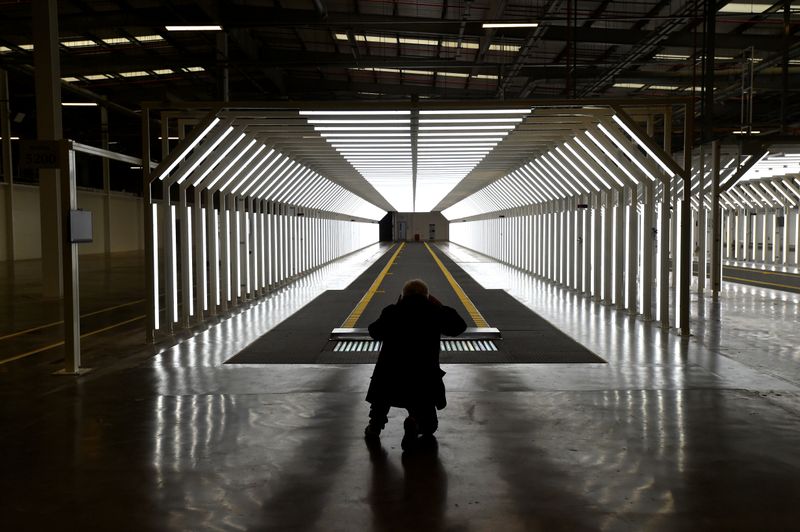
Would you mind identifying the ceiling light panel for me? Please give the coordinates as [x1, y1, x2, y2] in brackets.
[302, 107, 531, 212]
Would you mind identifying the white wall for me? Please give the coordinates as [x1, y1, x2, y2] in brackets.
[0, 183, 144, 261]
[392, 212, 449, 241]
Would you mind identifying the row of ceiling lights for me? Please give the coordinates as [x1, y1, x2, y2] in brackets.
[303, 109, 531, 212]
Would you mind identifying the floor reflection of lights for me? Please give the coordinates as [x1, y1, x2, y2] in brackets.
[437, 242, 800, 390]
[151, 243, 392, 370]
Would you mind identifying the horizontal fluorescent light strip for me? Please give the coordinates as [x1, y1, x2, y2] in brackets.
[307, 119, 410, 124]
[332, 144, 411, 148]
[315, 127, 409, 131]
[320, 133, 410, 137]
[300, 110, 410, 115]
[420, 132, 509, 137]
[420, 125, 516, 130]
[418, 143, 497, 147]
[350, 67, 499, 80]
[419, 118, 523, 123]
[719, 3, 773, 13]
[482, 22, 538, 28]
[334, 33, 519, 52]
[165, 25, 222, 31]
[419, 109, 531, 115]
[418, 137, 503, 142]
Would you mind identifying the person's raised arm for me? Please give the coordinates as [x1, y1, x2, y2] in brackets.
[368, 305, 394, 340]
[439, 305, 467, 337]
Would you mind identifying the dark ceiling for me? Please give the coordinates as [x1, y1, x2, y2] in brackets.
[0, 0, 799, 145]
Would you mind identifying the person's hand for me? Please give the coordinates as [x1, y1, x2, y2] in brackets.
[428, 294, 442, 306]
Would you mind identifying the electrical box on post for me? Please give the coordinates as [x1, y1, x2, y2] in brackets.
[69, 210, 93, 243]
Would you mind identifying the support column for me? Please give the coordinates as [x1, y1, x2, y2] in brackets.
[659, 179, 670, 328]
[710, 140, 722, 298]
[679, 104, 693, 336]
[59, 143, 81, 373]
[101, 103, 111, 258]
[1, 69, 14, 263]
[142, 108, 157, 341]
[34, 0, 64, 298]
[697, 147, 707, 293]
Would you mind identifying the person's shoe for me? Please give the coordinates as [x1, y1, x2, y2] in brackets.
[364, 423, 382, 441]
[401, 416, 419, 451]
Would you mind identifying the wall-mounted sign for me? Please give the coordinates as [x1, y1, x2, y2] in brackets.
[19, 140, 62, 170]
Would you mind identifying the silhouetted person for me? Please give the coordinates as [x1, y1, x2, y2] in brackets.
[364, 279, 467, 450]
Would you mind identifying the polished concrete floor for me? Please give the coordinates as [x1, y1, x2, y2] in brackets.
[1, 244, 800, 531]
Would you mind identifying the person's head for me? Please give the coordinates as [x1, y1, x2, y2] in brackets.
[402, 279, 429, 298]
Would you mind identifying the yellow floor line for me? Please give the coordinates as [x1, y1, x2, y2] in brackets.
[0, 315, 145, 366]
[724, 265, 799, 277]
[722, 275, 800, 291]
[424, 242, 489, 328]
[341, 243, 406, 328]
[0, 298, 145, 342]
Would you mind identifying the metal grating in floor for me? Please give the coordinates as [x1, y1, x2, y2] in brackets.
[333, 340, 497, 352]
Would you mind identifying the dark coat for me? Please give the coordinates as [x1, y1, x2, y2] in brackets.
[365, 294, 467, 410]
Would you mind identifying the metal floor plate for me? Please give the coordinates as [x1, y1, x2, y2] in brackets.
[333, 339, 497, 352]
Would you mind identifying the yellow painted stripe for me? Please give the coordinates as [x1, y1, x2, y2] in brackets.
[0, 315, 145, 366]
[0, 298, 145, 342]
[724, 265, 800, 277]
[424, 242, 489, 328]
[722, 275, 800, 292]
[341, 243, 406, 328]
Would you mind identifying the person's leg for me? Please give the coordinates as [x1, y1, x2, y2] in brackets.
[366, 402, 390, 437]
[409, 404, 438, 436]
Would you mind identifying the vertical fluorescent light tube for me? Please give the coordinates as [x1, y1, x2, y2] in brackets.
[743, 211, 749, 261]
[245, 215, 250, 294]
[236, 213, 242, 297]
[783, 209, 789, 265]
[638, 205, 645, 310]
[600, 205, 605, 301]
[201, 207, 208, 311]
[612, 207, 617, 304]
[655, 202, 662, 321]
[170, 205, 178, 322]
[675, 200, 683, 329]
[225, 210, 231, 300]
[152, 204, 160, 330]
[260, 213, 266, 288]
[583, 206, 600, 296]
[214, 209, 220, 306]
[187, 207, 194, 316]
[625, 204, 630, 304]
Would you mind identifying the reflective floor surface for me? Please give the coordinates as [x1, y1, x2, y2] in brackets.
[2, 242, 800, 531]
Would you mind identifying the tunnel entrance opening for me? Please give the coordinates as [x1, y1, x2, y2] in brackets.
[143, 98, 703, 356]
